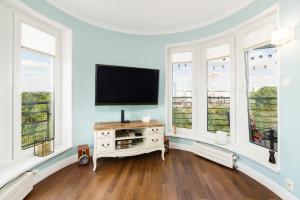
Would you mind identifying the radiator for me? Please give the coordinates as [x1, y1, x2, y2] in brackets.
[193, 141, 235, 168]
[0, 172, 34, 200]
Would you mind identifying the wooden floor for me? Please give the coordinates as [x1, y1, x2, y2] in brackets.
[25, 149, 280, 200]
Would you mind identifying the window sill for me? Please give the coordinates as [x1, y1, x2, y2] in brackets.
[166, 132, 280, 173]
[0, 144, 72, 188]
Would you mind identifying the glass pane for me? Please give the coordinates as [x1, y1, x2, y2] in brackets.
[21, 23, 56, 56]
[21, 48, 55, 149]
[245, 45, 278, 151]
[207, 56, 231, 133]
[172, 52, 192, 129]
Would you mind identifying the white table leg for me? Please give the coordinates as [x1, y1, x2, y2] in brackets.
[161, 148, 165, 160]
[93, 156, 97, 171]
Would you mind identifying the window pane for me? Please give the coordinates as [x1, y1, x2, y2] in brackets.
[245, 45, 278, 151]
[21, 48, 54, 149]
[21, 23, 56, 56]
[207, 56, 231, 133]
[172, 52, 192, 129]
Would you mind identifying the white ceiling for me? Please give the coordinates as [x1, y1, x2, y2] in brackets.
[47, 0, 253, 35]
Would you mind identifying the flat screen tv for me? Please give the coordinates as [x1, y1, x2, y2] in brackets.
[95, 64, 159, 105]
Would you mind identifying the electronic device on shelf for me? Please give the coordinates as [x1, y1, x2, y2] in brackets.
[135, 132, 142, 137]
[78, 144, 90, 165]
[121, 110, 130, 123]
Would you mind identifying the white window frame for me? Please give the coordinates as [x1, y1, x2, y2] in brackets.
[235, 13, 280, 164]
[166, 37, 236, 140]
[13, 12, 64, 160]
[0, 1, 72, 187]
[200, 37, 236, 141]
[0, 3, 13, 167]
[167, 45, 197, 134]
[166, 5, 280, 171]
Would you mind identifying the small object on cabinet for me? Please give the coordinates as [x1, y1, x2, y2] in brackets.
[173, 125, 176, 134]
[34, 137, 54, 157]
[78, 144, 90, 165]
[142, 115, 151, 123]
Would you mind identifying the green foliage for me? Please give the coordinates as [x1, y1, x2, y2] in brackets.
[22, 92, 53, 149]
[248, 87, 277, 131]
[172, 86, 277, 137]
[249, 86, 277, 98]
[207, 105, 230, 133]
[172, 106, 192, 129]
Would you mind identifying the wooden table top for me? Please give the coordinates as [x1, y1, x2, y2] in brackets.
[94, 120, 164, 131]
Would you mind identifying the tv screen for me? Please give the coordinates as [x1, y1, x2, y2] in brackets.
[95, 64, 159, 105]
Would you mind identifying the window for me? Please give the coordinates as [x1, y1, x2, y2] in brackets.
[166, 9, 279, 169]
[245, 45, 278, 151]
[20, 48, 55, 149]
[0, 5, 72, 170]
[13, 14, 64, 158]
[20, 23, 56, 150]
[206, 44, 231, 133]
[171, 52, 193, 129]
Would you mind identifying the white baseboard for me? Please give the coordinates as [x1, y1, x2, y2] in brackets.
[33, 155, 77, 185]
[169, 142, 298, 200]
[236, 161, 298, 200]
[169, 142, 195, 153]
[33, 149, 94, 185]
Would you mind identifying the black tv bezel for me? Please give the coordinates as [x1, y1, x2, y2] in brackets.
[95, 64, 159, 106]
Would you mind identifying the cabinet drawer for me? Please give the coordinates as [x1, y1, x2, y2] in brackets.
[96, 139, 114, 153]
[145, 127, 163, 135]
[95, 130, 114, 139]
[147, 134, 163, 148]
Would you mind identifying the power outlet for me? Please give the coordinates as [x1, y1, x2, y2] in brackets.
[286, 179, 295, 192]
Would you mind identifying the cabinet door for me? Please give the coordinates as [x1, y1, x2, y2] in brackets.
[145, 127, 164, 135]
[96, 138, 114, 153]
[96, 130, 114, 139]
[146, 134, 163, 148]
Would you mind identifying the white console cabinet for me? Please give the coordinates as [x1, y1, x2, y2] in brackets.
[93, 120, 165, 171]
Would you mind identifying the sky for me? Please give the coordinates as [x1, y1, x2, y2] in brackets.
[21, 48, 54, 92]
[172, 47, 278, 97]
[20, 22, 55, 93]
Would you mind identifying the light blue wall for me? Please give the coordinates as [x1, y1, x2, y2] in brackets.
[21, 0, 300, 198]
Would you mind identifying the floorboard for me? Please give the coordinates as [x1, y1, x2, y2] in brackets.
[25, 149, 280, 200]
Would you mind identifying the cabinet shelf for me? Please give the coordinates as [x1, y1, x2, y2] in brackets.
[115, 143, 144, 151]
[115, 136, 145, 141]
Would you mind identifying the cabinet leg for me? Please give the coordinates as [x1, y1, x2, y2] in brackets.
[161, 148, 165, 160]
[93, 156, 97, 171]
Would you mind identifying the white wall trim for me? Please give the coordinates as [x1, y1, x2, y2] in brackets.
[33, 148, 94, 185]
[236, 161, 298, 200]
[33, 154, 77, 185]
[169, 142, 298, 200]
[165, 3, 279, 48]
[46, 0, 255, 35]
[169, 142, 196, 153]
